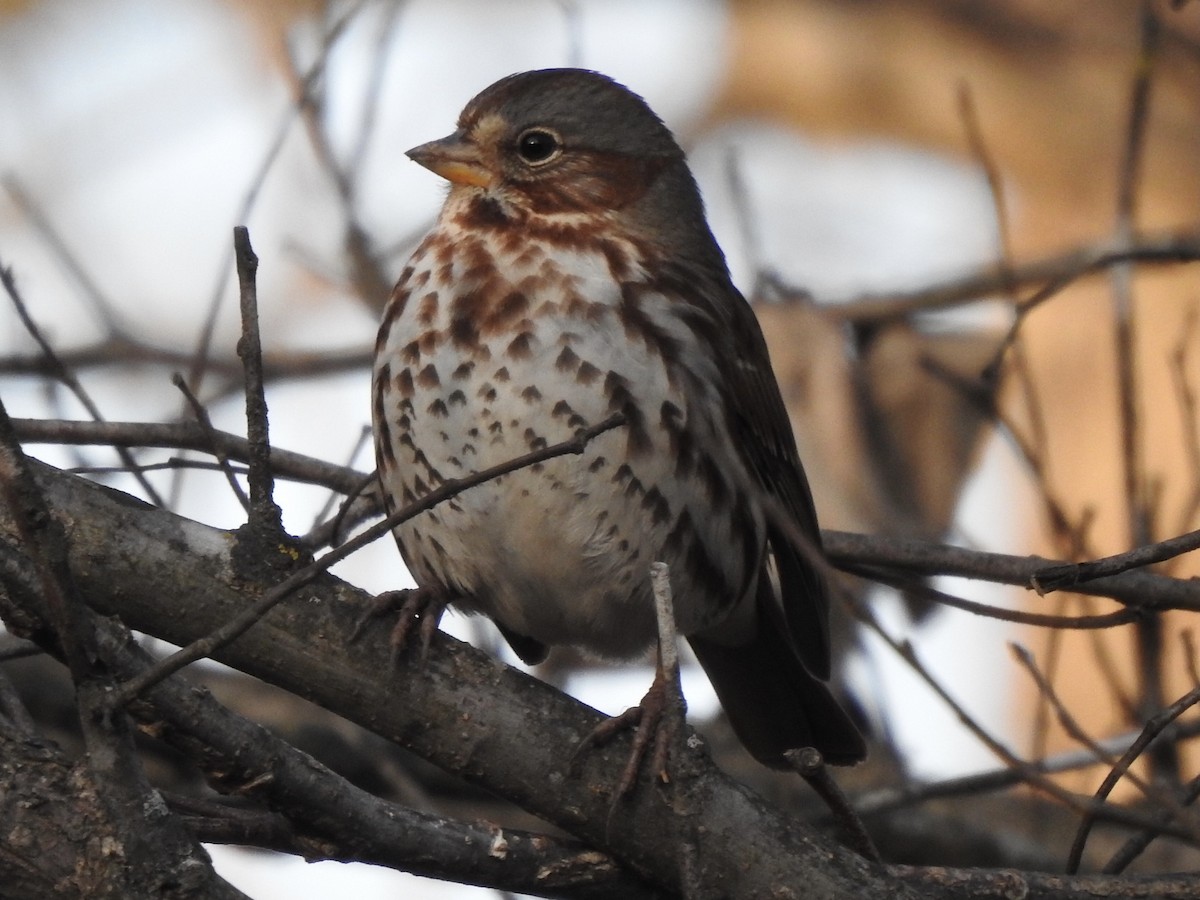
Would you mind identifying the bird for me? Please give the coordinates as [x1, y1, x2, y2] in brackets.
[371, 67, 866, 778]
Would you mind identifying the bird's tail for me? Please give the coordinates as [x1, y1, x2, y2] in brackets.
[689, 589, 866, 768]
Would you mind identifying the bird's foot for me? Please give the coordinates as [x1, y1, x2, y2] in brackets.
[351, 585, 449, 665]
[576, 664, 685, 802]
[575, 564, 689, 805]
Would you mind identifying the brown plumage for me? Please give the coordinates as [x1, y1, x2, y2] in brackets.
[372, 68, 865, 768]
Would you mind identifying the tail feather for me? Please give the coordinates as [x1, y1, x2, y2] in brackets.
[689, 598, 866, 768]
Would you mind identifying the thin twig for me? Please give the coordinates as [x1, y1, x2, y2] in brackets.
[0, 261, 166, 508]
[1032, 526, 1200, 593]
[1112, 2, 1170, 784]
[854, 716, 1200, 816]
[1, 176, 130, 335]
[1170, 305, 1200, 536]
[787, 747, 881, 863]
[184, 1, 367, 399]
[825, 231, 1200, 324]
[171, 372, 250, 512]
[1066, 679, 1200, 873]
[12, 417, 366, 495]
[852, 564, 1141, 629]
[310, 424, 372, 530]
[232, 226, 281, 529]
[1011, 644, 1200, 858]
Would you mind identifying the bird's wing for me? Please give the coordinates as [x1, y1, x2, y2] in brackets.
[720, 285, 833, 680]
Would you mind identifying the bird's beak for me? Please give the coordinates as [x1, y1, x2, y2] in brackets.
[406, 132, 492, 188]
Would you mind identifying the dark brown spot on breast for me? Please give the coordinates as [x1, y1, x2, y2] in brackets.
[512, 243, 544, 267]
[507, 331, 536, 360]
[521, 385, 542, 403]
[619, 281, 681, 368]
[394, 368, 414, 398]
[494, 366, 510, 382]
[587, 455, 606, 472]
[450, 312, 480, 350]
[461, 195, 510, 229]
[416, 364, 440, 388]
[604, 371, 650, 456]
[401, 341, 421, 364]
[555, 345, 580, 372]
[576, 360, 601, 385]
[623, 474, 644, 497]
[551, 400, 573, 418]
[483, 290, 530, 333]
[427, 398, 448, 418]
[641, 486, 672, 526]
[418, 331, 440, 355]
[417, 291, 439, 325]
[448, 389, 467, 406]
[565, 293, 609, 323]
[452, 360, 475, 379]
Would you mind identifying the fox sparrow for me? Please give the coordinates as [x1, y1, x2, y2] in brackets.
[372, 68, 866, 771]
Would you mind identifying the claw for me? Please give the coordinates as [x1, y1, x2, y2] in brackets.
[574, 664, 683, 803]
[574, 563, 689, 809]
[351, 585, 449, 666]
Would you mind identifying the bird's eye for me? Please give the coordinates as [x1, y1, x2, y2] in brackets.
[516, 128, 561, 165]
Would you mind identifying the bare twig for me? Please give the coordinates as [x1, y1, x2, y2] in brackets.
[0, 261, 166, 507]
[788, 747, 881, 863]
[185, 1, 367, 399]
[1032, 526, 1200, 593]
[1011, 644, 1200, 860]
[13, 417, 366, 495]
[232, 227, 281, 530]
[1112, 1, 1170, 782]
[1170, 306, 1200, 536]
[853, 565, 1141, 629]
[855, 717, 1200, 816]
[1066, 679, 1200, 873]
[1, 176, 130, 335]
[824, 231, 1200, 324]
[172, 372, 251, 512]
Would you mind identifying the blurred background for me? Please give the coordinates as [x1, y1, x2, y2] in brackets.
[3, 0, 1200, 895]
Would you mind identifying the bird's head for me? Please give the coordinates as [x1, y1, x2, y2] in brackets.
[407, 68, 715, 258]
